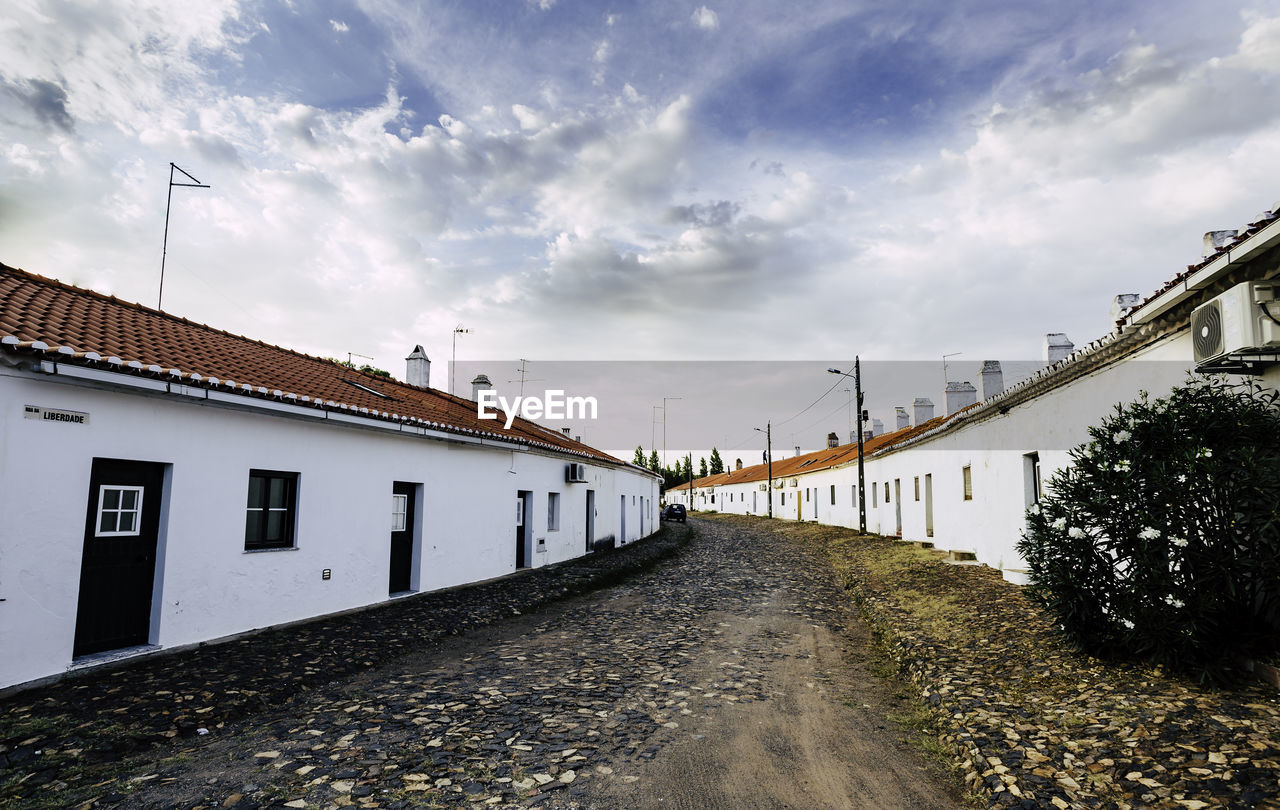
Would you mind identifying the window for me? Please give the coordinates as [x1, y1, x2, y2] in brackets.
[962, 465, 973, 500]
[805, 488, 810, 502]
[781, 492, 786, 505]
[245, 470, 298, 550]
[96, 485, 144, 536]
[872, 484, 878, 507]
[830, 484, 835, 505]
[1024, 452, 1042, 506]
[884, 482, 890, 503]
[391, 493, 407, 531]
[851, 485, 856, 506]
[548, 492, 560, 531]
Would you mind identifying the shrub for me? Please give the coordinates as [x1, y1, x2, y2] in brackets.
[1018, 376, 1280, 683]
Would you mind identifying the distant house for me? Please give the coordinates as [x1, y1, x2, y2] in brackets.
[672, 203, 1280, 583]
[0, 263, 659, 691]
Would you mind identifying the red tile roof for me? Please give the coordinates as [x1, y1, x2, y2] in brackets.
[0, 262, 624, 465]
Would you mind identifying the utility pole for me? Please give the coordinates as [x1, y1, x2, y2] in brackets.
[662, 395, 682, 470]
[756, 422, 773, 518]
[158, 162, 209, 311]
[855, 357, 866, 533]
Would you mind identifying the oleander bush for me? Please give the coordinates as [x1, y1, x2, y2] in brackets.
[1018, 376, 1280, 683]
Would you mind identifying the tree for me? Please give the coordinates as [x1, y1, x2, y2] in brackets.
[699, 456, 708, 477]
[1018, 377, 1280, 683]
[649, 450, 660, 472]
[709, 447, 724, 474]
[633, 445, 646, 466]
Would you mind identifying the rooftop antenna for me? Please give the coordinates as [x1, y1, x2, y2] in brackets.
[506, 359, 544, 398]
[451, 325, 471, 396]
[158, 162, 209, 311]
[347, 352, 373, 368]
[942, 352, 963, 387]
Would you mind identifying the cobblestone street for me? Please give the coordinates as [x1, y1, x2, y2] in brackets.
[4, 519, 959, 809]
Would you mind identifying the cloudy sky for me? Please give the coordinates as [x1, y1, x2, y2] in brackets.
[3, 0, 1280, 426]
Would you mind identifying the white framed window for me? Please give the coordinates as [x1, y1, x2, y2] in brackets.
[96, 485, 144, 536]
[963, 465, 973, 500]
[391, 493, 408, 532]
[548, 492, 561, 531]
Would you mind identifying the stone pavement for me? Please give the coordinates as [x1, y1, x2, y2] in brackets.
[0, 528, 689, 807]
[2, 518, 957, 809]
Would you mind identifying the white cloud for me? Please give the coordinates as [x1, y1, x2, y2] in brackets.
[329, 19, 349, 33]
[691, 6, 719, 31]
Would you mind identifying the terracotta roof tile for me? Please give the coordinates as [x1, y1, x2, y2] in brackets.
[0, 263, 622, 465]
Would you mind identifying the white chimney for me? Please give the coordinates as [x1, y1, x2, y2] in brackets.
[794, 445, 801, 458]
[912, 397, 934, 426]
[827, 432, 838, 448]
[895, 407, 910, 430]
[1203, 230, 1238, 258]
[470, 373, 493, 402]
[849, 430, 859, 445]
[1044, 333, 1074, 364]
[735, 458, 743, 470]
[1110, 293, 1142, 324]
[871, 418, 884, 436]
[980, 361, 1003, 400]
[405, 345, 430, 388]
[945, 381, 977, 414]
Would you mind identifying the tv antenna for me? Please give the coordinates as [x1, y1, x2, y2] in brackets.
[158, 162, 209, 311]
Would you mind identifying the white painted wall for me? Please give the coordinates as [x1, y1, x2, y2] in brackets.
[0, 368, 658, 690]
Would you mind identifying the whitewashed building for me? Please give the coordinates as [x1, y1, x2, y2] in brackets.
[0, 263, 660, 691]
[673, 204, 1280, 584]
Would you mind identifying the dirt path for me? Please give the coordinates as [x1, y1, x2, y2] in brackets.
[47, 518, 961, 809]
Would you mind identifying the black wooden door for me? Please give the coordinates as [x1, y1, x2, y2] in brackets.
[515, 492, 528, 568]
[74, 459, 165, 657]
[389, 482, 415, 594]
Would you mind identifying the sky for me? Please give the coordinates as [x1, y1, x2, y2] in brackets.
[4, 0, 1280, 456]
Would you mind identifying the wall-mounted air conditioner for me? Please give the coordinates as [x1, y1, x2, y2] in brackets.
[565, 462, 588, 483]
[1192, 281, 1280, 366]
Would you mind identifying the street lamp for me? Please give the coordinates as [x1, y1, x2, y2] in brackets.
[662, 396, 682, 470]
[754, 422, 773, 518]
[828, 360, 867, 533]
[451, 325, 470, 396]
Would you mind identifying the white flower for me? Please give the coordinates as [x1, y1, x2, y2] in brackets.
[1113, 460, 1131, 472]
[1028, 504, 1041, 515]
[1170, 536, 1188, 548]
[1177, 474, 1187, 483]
[1114, 430, 1131, 443]
[1165, 596, 1185, 608]
[1121, 619, 1135, 630]
[1052, 517, 1067, 531]
[1196, 448, 1213, 459]
[1068, 527, 1086, 539]
[1138, 527, 1161, 540]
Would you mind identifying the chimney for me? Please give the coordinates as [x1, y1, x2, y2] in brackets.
[945, 381, 977, 414]
[794, 445, 801, 458]
[849, 430, 858, 445]
[735, 458, 743, 470]
[912, 397, 934, 426]
[1203, 230, 1238, 258]
[1110, 293, 1141, 324]
[827, 432, 838, 448]
[405, 345, 430, 388]
[470, 373, 493, 402]
[895, 407, 910, 430]
[1044, 333, 1074, 364]
[561, 427, 571, 436]
[863, 429, 874, 442]
[871, 418, 884, 436]
[980, 360, 1003, 400]
[575, 435, 581, 443]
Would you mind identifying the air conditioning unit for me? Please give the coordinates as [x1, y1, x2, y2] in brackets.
[565, 463, 588, 483]
[1192, 281, 1280, 365]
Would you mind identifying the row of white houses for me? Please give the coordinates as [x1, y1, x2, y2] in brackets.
[669, 204, 1280, 584]
[0, 263, 660, 691]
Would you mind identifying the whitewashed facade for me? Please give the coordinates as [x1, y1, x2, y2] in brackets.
[673, 206, 1280, 585]
[0, 266, 659, 691]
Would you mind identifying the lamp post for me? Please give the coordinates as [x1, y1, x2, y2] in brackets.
[754, 422, 773, 518]
[828, 360, 866, 533]
[451, 325, 470, 396]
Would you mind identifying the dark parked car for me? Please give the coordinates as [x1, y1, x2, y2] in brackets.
[662, 504, 687, 522]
